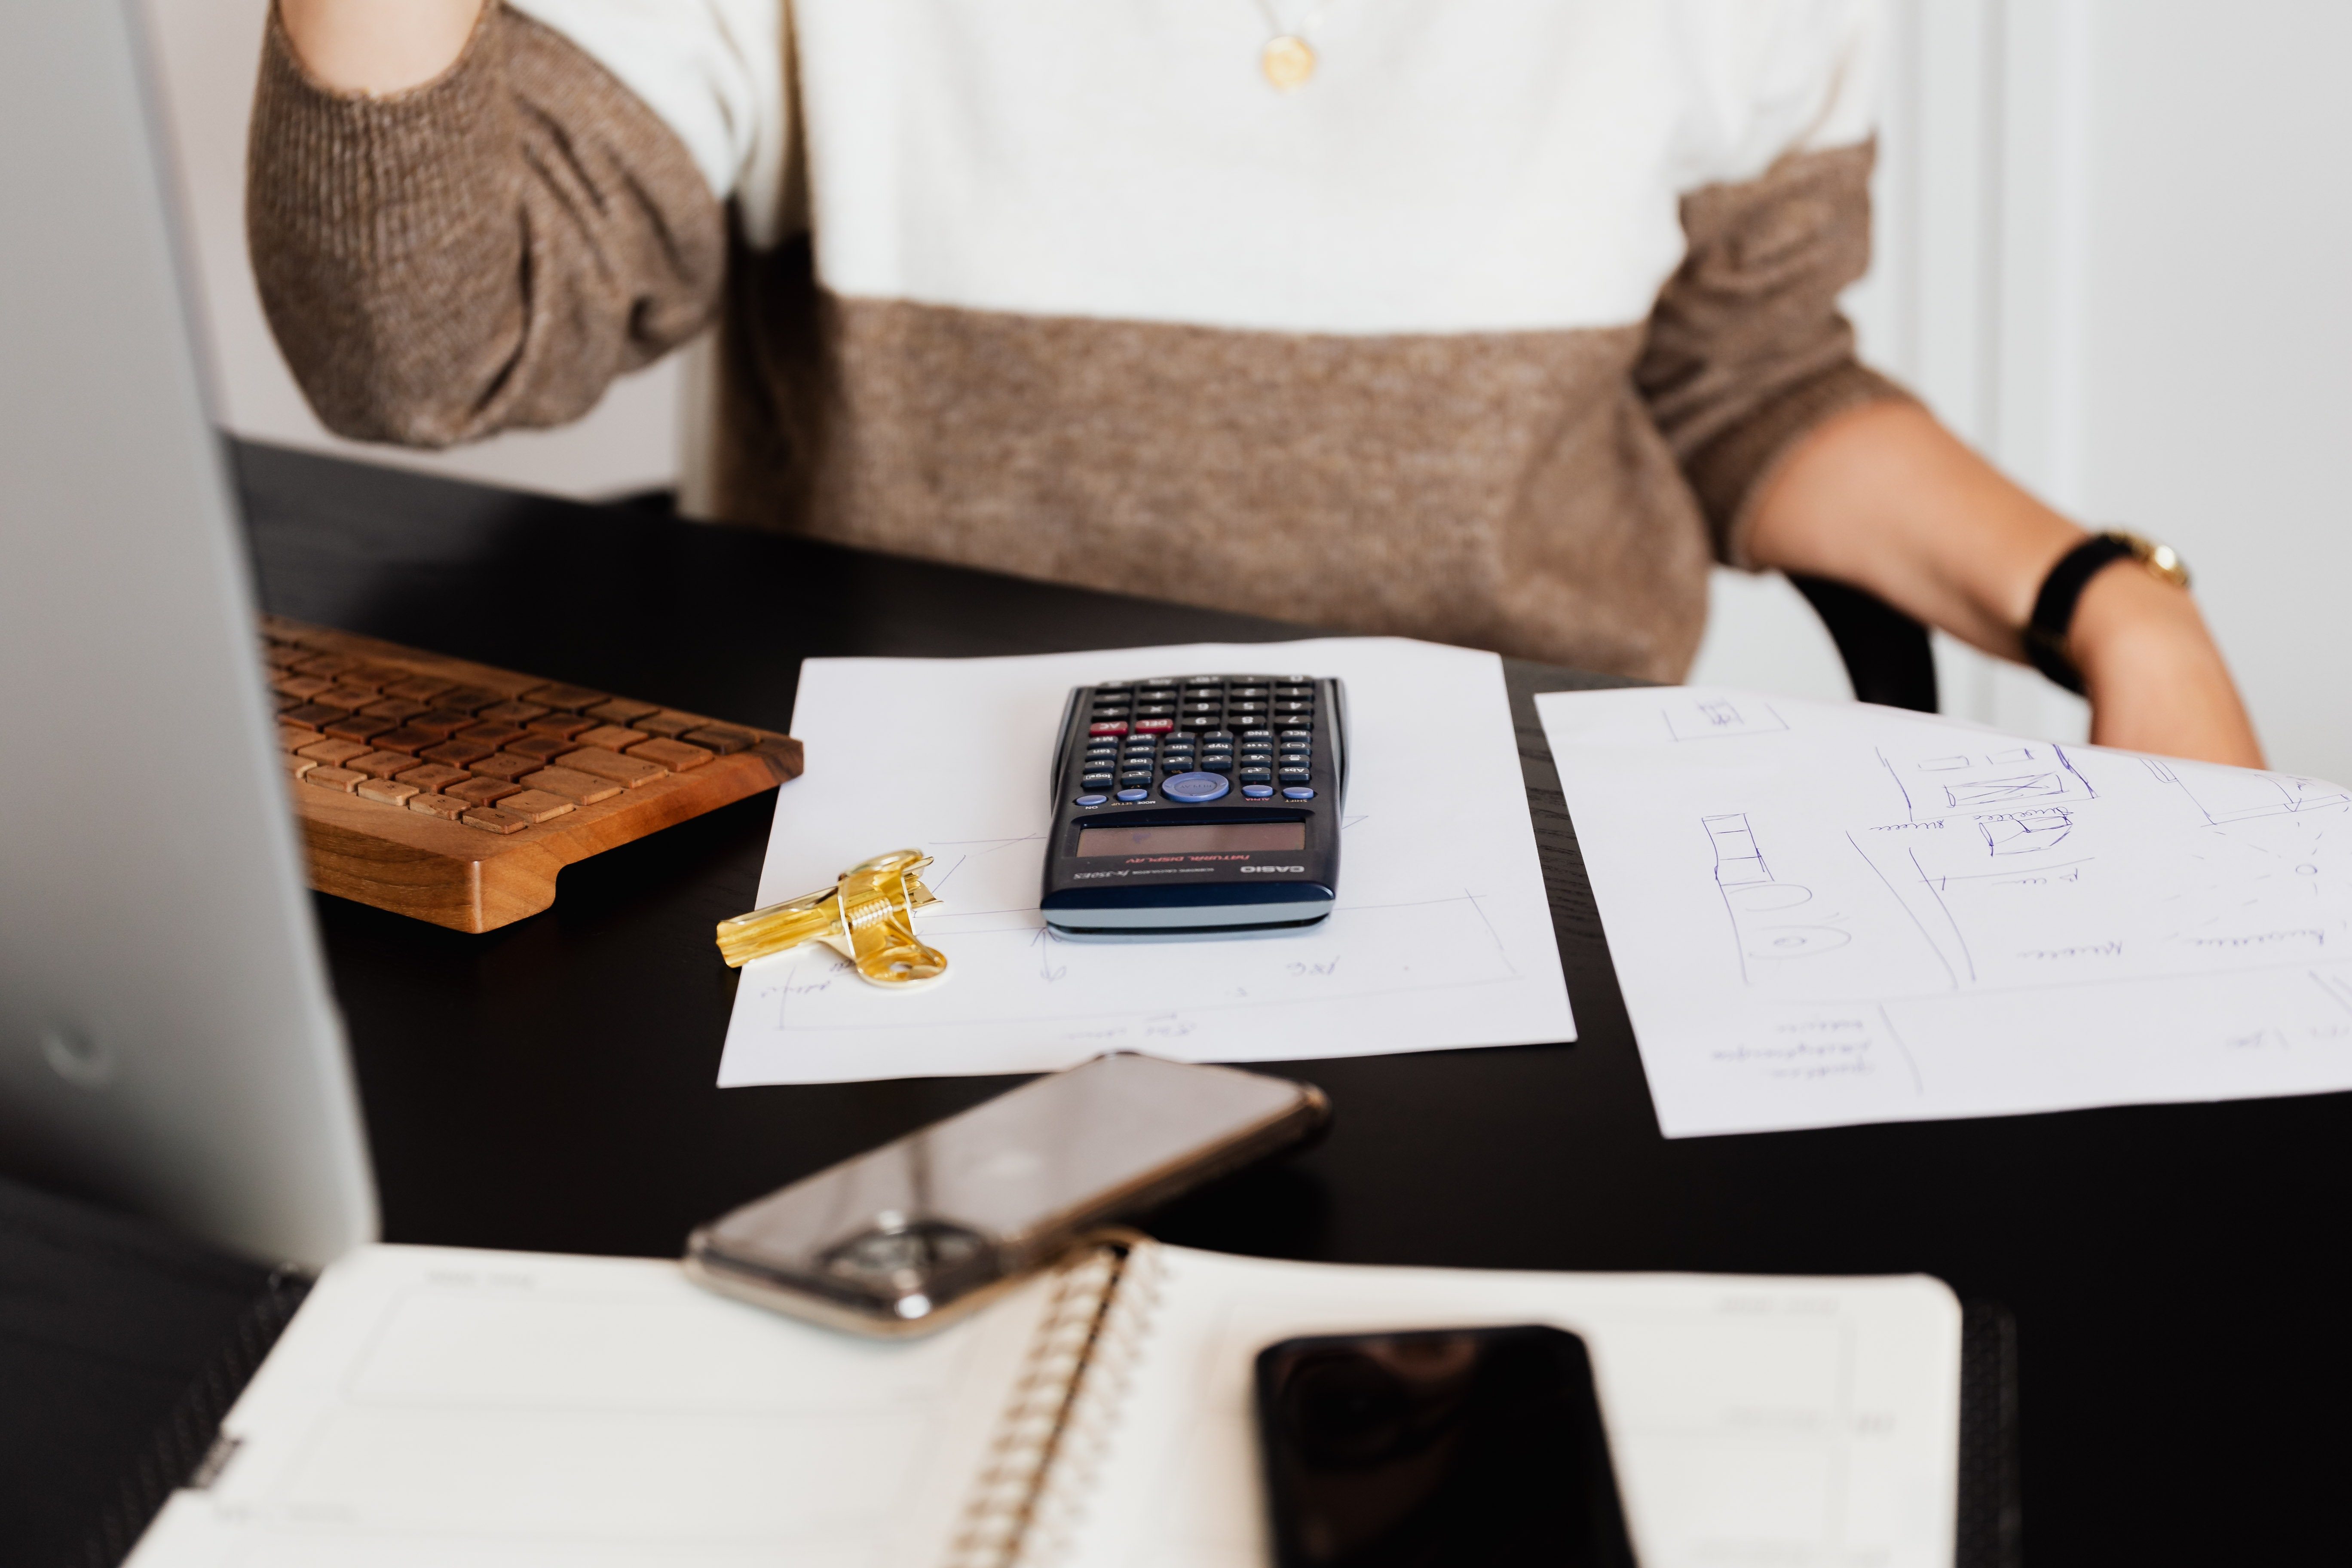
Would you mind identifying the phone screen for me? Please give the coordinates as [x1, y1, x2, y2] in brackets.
[1254, 1325, 1635, 1568]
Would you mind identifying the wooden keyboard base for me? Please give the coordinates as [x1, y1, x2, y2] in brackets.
[294, 749, 796, 933]
[268, 619, 802, 933]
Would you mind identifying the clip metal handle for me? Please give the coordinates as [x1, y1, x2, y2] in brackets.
[715, 849, 947, 987]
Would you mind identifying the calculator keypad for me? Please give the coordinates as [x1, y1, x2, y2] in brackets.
[1073, 675, 1320, 805]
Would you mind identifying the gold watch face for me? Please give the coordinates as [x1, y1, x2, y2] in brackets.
[2105, 530, 2191, 590]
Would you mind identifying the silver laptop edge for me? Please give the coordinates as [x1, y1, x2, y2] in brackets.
[0, 0, 377, 1265]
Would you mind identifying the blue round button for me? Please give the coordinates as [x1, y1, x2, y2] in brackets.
[1074, 793, 1107, 806]
[1282, 786, 1316, 799]
[1160, 771, 1230, 803]
[1241, 784, 1274, 799]
[1115, 789, 1150, 802]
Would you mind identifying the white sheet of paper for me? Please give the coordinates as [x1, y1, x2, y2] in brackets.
[717, 639, 1571, 1086]
[1068, 1245, 1962, 1568]
[1538, 686, 2352, 1137]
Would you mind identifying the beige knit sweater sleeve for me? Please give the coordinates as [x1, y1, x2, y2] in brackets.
[246, 2, 723, 448]
[1633, 142, 1914, 568]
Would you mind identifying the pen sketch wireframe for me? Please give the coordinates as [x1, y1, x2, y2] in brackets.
[1544, 688, 2352, 1136]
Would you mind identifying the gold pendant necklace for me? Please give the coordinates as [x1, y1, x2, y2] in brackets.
[1262, 34, 1316, 90]
[1254, 0, 1338, 91]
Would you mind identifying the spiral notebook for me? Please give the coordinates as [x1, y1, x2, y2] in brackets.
[126, 1240, 1966, 1568]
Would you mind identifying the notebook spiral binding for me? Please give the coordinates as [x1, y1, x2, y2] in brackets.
[945, 1237, 1166, 1568]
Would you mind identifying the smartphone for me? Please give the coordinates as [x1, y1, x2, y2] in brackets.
[685, 1053, 1328, 1335]
[1255, 1324, 1636, 1568]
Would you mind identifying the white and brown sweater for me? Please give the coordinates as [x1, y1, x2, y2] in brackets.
[248, 0, 1906, 681]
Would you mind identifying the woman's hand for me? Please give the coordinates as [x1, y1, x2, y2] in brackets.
[278, 0, 484, 95]
[1745, 398, 2264, 769]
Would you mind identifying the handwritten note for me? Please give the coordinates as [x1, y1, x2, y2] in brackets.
[716, 639, 1572, 1085]
[1538, 686, 2352, 1136]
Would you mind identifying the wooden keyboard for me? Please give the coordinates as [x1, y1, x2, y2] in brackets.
[263, 617, 802, 933]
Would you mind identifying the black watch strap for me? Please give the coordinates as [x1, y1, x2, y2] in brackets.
[2024, 534, 2138, 695]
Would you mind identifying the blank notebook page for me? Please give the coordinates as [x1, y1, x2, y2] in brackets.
[124, 1244, 1057, 1567]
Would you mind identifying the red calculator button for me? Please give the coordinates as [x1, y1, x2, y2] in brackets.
[1088, 721, 1129, 735]
[1134, 719, 1174, 733]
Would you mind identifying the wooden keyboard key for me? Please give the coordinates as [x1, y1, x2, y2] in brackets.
[520, 682, 606, 711]
[393, 761, 471, 793]
[280, 703, 349, 731]
[554, 747, 667, 788]
[447, 777, 521, 807]
[507, 733, 577, 762]
[496, 788, 576, 824]
[457, 721, 531, 749]
[634, 710, 707, 739]
[297, 737, 371, 766]
[519, 766, 623, 805]
[348, 750, 416, 779]
[421, 738, 495, 768]
[262, 614, 805, 932]
[369, 725, 443, 755]
[626, 736, 713, 772]
[407, 708, 478, 737]
[322, 714, 394, 744]
[683, 725, 756, 755]
[356, 777, 420, 806]
[469, 752, 543, 784]
[405, 790, 467, 821]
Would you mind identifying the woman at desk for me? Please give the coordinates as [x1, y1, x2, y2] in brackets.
[249, 0, 2261, 766]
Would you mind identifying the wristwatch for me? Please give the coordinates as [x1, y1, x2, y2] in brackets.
[2023, 530, 2191, 695]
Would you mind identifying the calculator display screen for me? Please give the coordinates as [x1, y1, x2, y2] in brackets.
[1076, 822, 1305, 858]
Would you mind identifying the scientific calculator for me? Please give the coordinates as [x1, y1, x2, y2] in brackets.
[1041, 674, 1347, 937]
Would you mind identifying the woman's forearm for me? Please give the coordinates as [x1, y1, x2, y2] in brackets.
[278, 0, 484, 95]
[1744, 398, 2264, 767]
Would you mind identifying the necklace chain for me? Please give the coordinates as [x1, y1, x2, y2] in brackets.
[1253, 0, 1339, 36]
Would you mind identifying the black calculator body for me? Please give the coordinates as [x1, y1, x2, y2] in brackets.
[1041, 674, 1348, 937]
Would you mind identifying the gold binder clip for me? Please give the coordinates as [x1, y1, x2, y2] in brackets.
[714, 849, 947, 987]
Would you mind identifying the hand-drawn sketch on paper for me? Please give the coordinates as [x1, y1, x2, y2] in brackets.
[1664, 693, 1788, 741]
[1540, 687, 2352, 1136]
[1705, 813, 1853, 982]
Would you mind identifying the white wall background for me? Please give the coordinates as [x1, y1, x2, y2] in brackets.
[148, 0, 2352, 778]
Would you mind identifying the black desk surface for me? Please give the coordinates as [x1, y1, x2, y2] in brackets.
[227, 439, 2342, 1562]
